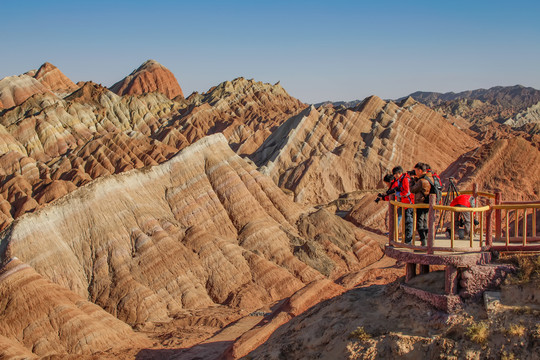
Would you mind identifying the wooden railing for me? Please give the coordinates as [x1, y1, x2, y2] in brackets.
[387, 188, 539, 253]
[492, 200, 540, 251]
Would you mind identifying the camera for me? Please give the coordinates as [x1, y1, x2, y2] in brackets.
[406, 170, 416, 176]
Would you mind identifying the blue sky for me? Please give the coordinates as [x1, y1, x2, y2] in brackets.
[1, 0, 539, 103]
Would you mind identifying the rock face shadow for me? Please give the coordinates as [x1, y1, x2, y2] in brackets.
[136, 340, 232, 360]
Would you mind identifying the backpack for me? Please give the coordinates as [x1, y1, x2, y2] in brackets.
[425, 176, 443, 204]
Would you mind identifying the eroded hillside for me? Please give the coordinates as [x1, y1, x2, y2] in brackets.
[0, 134, 384, 358]
[0, 63, 306, 230]
[252, 97, 478, 205]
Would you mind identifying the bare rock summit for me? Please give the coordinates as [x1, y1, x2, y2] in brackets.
[110, 59, 184, 99]
[33, 62, 79, 95]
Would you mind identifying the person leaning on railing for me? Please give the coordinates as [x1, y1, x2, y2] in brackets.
[392, 166, 415, 244]
[410, 162, 433, 246]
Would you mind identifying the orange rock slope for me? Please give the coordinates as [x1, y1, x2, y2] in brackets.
[442, 137, 540, 200]
[0, 75, 53, 109]
[33, 62, 79, 95]
[0, 258, 147, 358]
[109, 59, 184, 99]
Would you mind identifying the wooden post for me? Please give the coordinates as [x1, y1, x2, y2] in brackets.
[514, 209, 519, 239]
[428, 194, 436, 254]
[472, 183, 478, 245]
[523, 209, 527, 246]
[495, 192, 502, 241]
[450, 211, 455, 248]
[394, 206, 399, 242]
[402, 205, 406, 243]
[388, 195, 395, 245]
[505, 211, 510, 246]
[479, 210, 484, 247]
[486, 207, 493, 248]
[533, 208, 537, 238]
[419, 264, 430, 274]
[470, 209, 474, 248]
[413, 208, 417, 245]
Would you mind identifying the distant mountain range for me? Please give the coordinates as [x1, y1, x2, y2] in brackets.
[398, 85, 540, 109]
[313, 99, 364, 108]
[315, 85, 540, 112]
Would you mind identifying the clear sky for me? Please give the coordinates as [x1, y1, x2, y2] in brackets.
[1, 0, 539, 103]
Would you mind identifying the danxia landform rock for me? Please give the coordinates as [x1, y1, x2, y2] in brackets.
[110, 60, 184, 99]
[252, 96, 478, 205]
[0, 258, 148, 357]
[0, 135, 383, 332]
[0, 75, 53, 109]
[33, 62, 79, 95]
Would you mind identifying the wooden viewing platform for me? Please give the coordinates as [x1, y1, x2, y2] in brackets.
[384, 186, 539, 312]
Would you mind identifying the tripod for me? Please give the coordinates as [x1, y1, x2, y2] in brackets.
[437, 177, 460, 232]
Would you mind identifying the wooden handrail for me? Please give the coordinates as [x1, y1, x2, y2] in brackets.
[492, 204, 540, 210]
[389, 201, 429, 209]
[502, 200, 540, 205]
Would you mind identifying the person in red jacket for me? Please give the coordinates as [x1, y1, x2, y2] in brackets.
[447, 194, 476, 239]
[392, 166, 414, 244]
[375, 174, 399, 203]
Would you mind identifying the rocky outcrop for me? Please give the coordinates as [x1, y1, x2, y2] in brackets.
[504, 101, 540, 133]
[442, 137, 540, 200]
[0, 134, 383, 329]
[156, 77, 307, 155]
[0, 130, 179, 229]
[110, 60, 184, 99]
[345, 194, 389, 234]
[33, 62, 79, 95]
[252, 97, 478, 205]
[0, 75, 53, 109]
[459, 264, 515, 299]
[0, 257, 147, 357]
